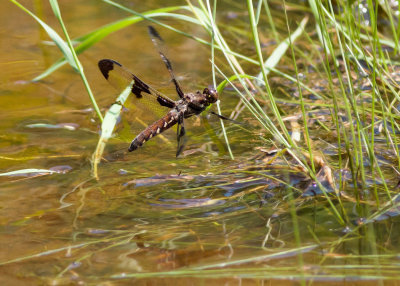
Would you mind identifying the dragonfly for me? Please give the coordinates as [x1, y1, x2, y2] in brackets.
[98, 26, 224, 157]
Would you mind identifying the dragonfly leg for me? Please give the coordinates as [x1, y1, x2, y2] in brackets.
[176, 113, 186, 157]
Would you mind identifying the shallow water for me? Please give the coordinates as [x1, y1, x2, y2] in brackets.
[2, 0, 400, 285]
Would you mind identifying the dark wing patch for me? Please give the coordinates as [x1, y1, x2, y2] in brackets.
[130, 74, 151, 99]
[148, 25, 163, 41]
[98, 59, 176, 111]
[98, 59, 116, 79]
[131, 85, 143, 98]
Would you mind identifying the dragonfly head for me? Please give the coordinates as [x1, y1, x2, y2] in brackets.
[203, 87, 218, 104]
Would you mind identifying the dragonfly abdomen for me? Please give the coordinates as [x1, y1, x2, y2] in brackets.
[128, 111, 180, 152]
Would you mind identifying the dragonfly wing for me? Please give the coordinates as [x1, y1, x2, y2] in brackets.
[147, 26, 185, 99]
[98, 59, 176, 114]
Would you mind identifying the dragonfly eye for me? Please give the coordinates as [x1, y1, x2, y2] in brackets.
[203, 88, 218, 103]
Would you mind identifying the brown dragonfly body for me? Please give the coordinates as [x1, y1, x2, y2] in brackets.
[98, 26, 218, 156]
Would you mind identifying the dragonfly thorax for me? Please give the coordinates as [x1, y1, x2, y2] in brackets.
[181, 88, 218, 115]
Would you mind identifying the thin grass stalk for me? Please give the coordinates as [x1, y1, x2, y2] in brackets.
[282, 5, 315, 173]
[103, 0, 197, 25]
[183, 245, 319, 270]
[255, 16, 309, 87]
[343, 47, 393, 202]
[270, 67, 325, 99]
[263, 0, 279, 42]
[287, 185, 305, 286]
[255, 0, 263, 24]
[397, 0, 400, 45]
[194, 0, 244, 158]
[371, 5, 400, 190]
[246, 0, 295, 148]
[362, 52, 400, 169]
[364, 210, 384, 286]
[330, 1, 393, 200]
[48, 0, 103, 121]
[342, 0, 359, 47]
[205, 0, 234, 159]
[328, 3, 398, 110]
[193, 24, 263, 128]
[383, 80, 400, 172]
[308, 0, 332, 57]
[189, 0, 258, 95]
[365, 0, 379, 205]
[344, 45, 395, 192]
[301, 17, 346, 193]
[380, 0, 399, 53]
[324, 192, 400, 265]
[213, 66, 270, 132]
[301, 2, 352, 220]
[322, 3, 395, 65]
[321, 1, 363, 199]
[342, 62, 394, 203]
[378, 51, 400, 168]
[0, 231, 135, 266]
[213, 67, 311, 175]
[56, 233, 137, 279]
[339, 1, 368, 202]
[344, 9, 377, 205]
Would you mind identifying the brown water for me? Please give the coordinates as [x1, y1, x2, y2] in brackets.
[1, 0, 400, 285]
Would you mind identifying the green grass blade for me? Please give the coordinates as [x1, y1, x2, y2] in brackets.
[9, 0, 78, 71]
[255, 16, 308, 85]
[48, 0, 102, 121]
[92, 80, 133, 178]
[32, 6, 187, 82]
